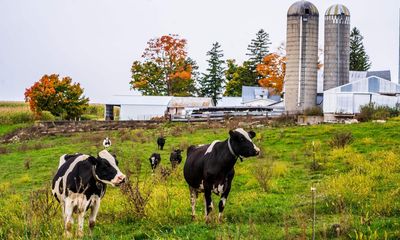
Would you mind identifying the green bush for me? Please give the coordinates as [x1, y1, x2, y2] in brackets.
[329, 131, 353, 149]
[304, 106, 323, 116]
[357, 103, 400, 122]
[39, 111, 56, 121]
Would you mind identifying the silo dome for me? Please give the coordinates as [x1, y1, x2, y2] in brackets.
[325, 4, 350, 16]
[287, 1, 319, 16]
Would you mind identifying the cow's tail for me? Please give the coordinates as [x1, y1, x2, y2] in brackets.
[187, 145, 197, 158]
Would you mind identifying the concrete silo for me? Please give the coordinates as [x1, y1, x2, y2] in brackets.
[284, 1, 319, 114]
[324, 4, 350, 90]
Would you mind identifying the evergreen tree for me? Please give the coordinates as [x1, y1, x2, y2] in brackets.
[246, 29, 271, 84]
[199, 42, 225, 105]
[350, 27, 371, 71]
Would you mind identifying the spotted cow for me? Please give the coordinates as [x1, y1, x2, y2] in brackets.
[52, 150, 125, 237]
[183, 128, 260, 223]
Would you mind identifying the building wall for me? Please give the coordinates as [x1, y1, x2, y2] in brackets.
[120, 105, 167, 120]
[285, 14, 319, 113]
[324, 15, 350, 90]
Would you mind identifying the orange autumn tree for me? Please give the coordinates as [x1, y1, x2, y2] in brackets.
[24, 74, 89, 119]
[130, 34, 197, 96]
[256, 53, 286, 93]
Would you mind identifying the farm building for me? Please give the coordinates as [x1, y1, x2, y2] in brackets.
[323, 76, 400, 118]
[104, 95, 213, 120]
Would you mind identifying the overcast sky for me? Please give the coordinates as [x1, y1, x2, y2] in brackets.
[1, 0, 399, 103]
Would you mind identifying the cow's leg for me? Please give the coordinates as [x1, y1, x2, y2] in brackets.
[218, 184, 231, 223]
[204, 186, 213, 223]
[189, 187, 198, 220]
[77, 211, 85, 238]
[64, 198, 74, 238]
[89, 197, 101, 234]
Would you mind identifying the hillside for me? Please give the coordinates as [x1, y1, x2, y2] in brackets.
[0, 120, 400, 239]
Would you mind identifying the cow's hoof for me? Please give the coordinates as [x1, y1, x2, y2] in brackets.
[191, 215, 196, 221]
[205, 216, 211, 224]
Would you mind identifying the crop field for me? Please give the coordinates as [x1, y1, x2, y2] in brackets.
[1, 119, 400, 239]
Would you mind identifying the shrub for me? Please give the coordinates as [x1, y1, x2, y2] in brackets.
[329, 131, 353, 149]
[120, 158, 155, 218]
[253, 158, 274, 192]
[357, 103, 400, 122]
[39, 111, 56, 121]
[304, 106, 323, 116]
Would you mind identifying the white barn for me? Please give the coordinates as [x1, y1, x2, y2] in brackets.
[323, 76, 400, 116]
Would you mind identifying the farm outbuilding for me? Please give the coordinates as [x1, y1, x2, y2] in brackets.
[323, 76, 400, 116]
[105, 95, 173, 120]
[104, 95, 213, 120]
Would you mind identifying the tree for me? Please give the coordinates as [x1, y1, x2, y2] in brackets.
[246, 29, 271, 84]
[130, 34, 197, 96]
[24, 74, 89, 119]
[349, 27, 371, 71]
[256, 53, 286, 93]
[199, 42, 225, 105]
[224, 60, 256, 96]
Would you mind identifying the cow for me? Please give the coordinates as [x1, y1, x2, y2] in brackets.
[52, 149, 125, 237]
[170, 149, 183, 169]
[157, 136, 166, 150]
[149, 153, 161, 171]
[183, 128, 260, 223]
[103, 137, 111, 148]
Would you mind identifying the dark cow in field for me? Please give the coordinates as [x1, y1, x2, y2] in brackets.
[149, 153, 161, 171]
[52, 150, 126, 237]
[183, 128, 260, 223]
[170, 149, 183, 169]
[157, 137, 166, 150]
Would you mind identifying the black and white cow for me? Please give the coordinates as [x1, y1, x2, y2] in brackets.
[157, 137, 166, 150]
[52, 149, 125, 237]
[183, 128, 260, 223]
[170, 149, 183, 169]
[103, 137, 111, 148]
[149, 153, 161, 171]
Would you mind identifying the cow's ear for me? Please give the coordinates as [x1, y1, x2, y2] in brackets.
[248, 131, 256, 139]
[88, 156, 97, 165]
[229, 130, 237, 139]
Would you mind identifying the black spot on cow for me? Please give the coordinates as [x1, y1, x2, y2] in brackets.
[170, 149, 183, 169]
[157, 137, 166, 150]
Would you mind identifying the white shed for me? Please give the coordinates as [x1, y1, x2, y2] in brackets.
[323, 76, 400, 114]
[106, 95, 173, 120]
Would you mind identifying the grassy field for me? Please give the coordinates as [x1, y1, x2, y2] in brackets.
[1, 119, 400, 239]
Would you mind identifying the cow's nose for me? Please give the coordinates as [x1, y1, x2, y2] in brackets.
[117, 175, 126, 184]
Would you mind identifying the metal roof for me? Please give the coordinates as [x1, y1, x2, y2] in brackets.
[366, 70, 391, 81]
[168, 97, 213, 108]
[325, 4, 350, 16]
[287, 1, 319, 17]
[217, 97, 243, 107]
[106, 95, 173, 106]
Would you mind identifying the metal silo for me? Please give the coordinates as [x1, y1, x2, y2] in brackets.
[324, 4, 350, 91]
[284, 1, 319, 114]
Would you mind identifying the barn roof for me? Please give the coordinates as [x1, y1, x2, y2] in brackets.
[217, 97, 243, 107]
[168, 97, 213, 108]
[106, 95, 173, 106]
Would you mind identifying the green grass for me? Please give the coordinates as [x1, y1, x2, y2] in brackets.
[1, 121, 400, 239]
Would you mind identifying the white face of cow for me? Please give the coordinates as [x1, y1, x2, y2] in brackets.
[229, 128, 260, 157]
[92, 150, 126, 186]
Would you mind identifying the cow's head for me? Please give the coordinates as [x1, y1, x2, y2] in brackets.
[89, 150, 126, 186]
[229, 128, 260, 158]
